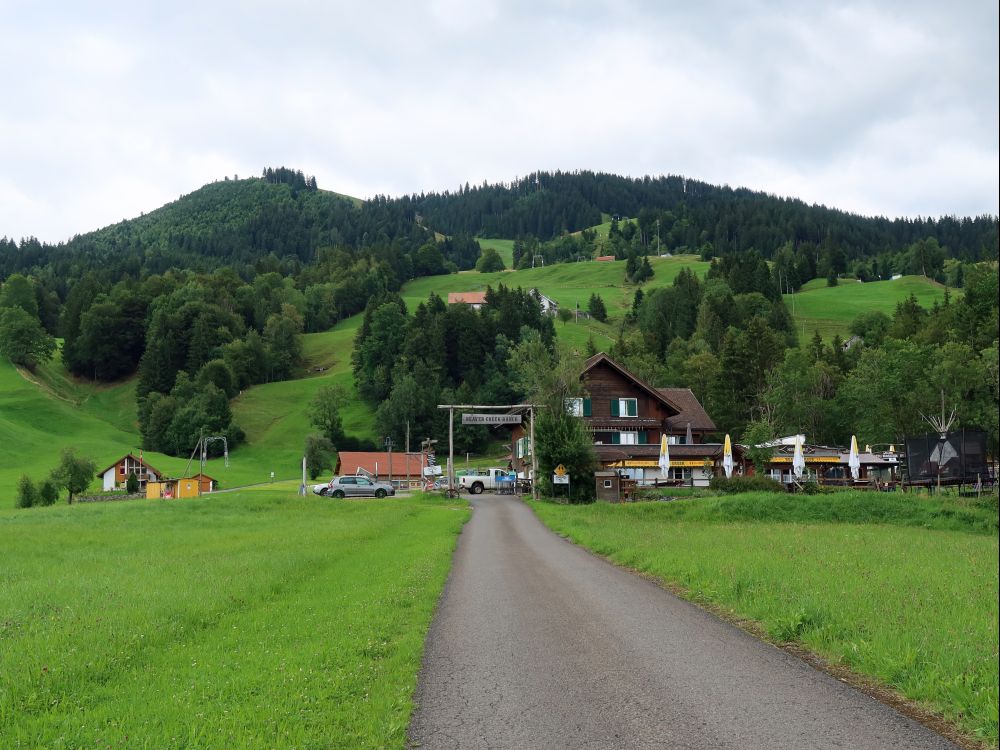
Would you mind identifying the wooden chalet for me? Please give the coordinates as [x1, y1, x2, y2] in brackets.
[512, 352, 722, 486]
[96, 453, 163, 492]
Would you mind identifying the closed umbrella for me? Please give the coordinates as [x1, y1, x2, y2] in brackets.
[723, 434, 734, 478]
[685, 421, 693, 445]
[658, 434, 671, 478]
[792, 434, 806, 481]
[849, 435, 861, 481]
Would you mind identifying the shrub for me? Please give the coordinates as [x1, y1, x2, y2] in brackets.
[38, 479, 59, 506]
[709, 475, 785, 494]
[16, 475, 38, 508]
[38, 479, 59, 505]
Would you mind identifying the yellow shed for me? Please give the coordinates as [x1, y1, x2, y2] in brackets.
[146, 478, 201, 499]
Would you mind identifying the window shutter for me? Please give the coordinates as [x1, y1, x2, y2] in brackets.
[583, 398, 592, 417]
[611, 432, 621, 445]
[639, 431, 647, 444]
[611, 399, 620, 417]
[627, 399, 637, 417]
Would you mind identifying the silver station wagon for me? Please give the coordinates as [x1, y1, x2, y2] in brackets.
[312, 475, 396, 499]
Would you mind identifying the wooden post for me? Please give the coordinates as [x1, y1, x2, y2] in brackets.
[530, 406, 538, 500]
[449, 407, 455, 495]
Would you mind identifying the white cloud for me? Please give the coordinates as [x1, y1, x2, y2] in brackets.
[0, 0, 996, 243]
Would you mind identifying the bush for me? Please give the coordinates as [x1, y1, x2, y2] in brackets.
[16, 475, 38, 508]
[709, 475, 785, 494]
[38, 480, 60, 506]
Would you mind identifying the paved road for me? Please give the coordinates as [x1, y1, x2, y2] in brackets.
[408, 493, 956, 750]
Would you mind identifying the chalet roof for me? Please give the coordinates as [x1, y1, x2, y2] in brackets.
[95, 453, 164, 479]
[657, 388, 717, 432]
[447, 292, 487, 305]
[581, 352, 681, 416]
[334, 452, 425, 478]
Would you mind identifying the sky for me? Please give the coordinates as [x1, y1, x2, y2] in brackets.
[2, 0, 998, 244]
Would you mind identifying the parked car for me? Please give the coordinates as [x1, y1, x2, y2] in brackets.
[312, 475, 395, 499]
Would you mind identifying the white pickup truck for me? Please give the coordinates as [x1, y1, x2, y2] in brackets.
[458, 468, 517, 494]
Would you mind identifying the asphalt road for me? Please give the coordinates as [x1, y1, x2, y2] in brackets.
[408, 493, 957, 750]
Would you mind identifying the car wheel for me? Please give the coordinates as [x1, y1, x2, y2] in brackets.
[332, 490, 345, 499]
[319, 488, 329, 497]
[471, 482, 483, 495]
[375, 489, 387, 499]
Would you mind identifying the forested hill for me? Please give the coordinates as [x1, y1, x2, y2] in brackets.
[1, 172, 430, 285]
[393, 170, 998, 261]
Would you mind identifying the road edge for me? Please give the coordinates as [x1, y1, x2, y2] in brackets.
[525, 501, 991, 750]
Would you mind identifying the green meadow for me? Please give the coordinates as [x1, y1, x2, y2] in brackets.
[785, 275, 952, 340]
[532, 492, 1000, 745]
[0, 490, 469, 749]
[1, 258, 956, 499]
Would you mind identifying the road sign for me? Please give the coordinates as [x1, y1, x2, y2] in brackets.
[423, 465, 443, 476]
[552, 475, 570, 485]
[461, 413, 522, 425]
[554, 464, 567, 476]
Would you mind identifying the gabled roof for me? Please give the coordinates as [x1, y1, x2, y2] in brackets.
[581, 353, 682, 416]
[95, 453, 163, 479]
[334, 452, 425, 478]
[447, 292, 487, 305]
[657, 388, 717, 432]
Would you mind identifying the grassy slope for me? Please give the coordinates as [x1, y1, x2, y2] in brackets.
[476, 238, 514, 267]
[0, 490, 469, 749]
[2, 260, 954, 497]
[786, 276, 951, 340]
[532, 493, 999, 745]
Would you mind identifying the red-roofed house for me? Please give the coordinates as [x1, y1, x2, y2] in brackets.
[334, 452, 427, 488]
[595, 255, 616, 262]
[447, 292, 488, 310]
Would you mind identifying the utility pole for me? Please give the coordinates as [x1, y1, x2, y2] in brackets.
[384, 436, 395, 490]
[405, 421, 411, 489]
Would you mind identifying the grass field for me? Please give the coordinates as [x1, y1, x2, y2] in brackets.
[1, 262, 957, 498]
[785, 276, 952, 340]
[476, 238, 514, 267]
[0, 489, 469, 749]
[531, 493, 999, 745]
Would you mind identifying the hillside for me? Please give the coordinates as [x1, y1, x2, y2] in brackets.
[786, 276, 953, 340]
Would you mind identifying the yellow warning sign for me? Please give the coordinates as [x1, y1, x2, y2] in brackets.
[554, 464, 567, 476]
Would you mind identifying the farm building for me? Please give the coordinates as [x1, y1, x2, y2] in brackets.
[447, 292, 487, 310]
[96, 454, 163, 492]
[334, 451, 427, 488]
[595, 255, 616, 262]
[530, 289, 559, 315]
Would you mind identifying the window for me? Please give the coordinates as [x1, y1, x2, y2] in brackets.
[619, 432, 638, 445]
[340, 477, 356, 485]
[357, 477, 372, 485]
[611, 397, 638, 417]
[603, 479, 613, 488]
[669, 468, 692, 480]
[564, 398, 583, 416]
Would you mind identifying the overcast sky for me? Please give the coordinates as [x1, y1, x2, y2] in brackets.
[2, 0, 997, 244]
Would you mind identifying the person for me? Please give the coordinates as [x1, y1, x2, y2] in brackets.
[506, 460, 513, 472]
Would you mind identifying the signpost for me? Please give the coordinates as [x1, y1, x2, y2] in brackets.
[439, 404, 538, 499]
[552, 463, 570, 499]
[461, 413, 522, 425]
